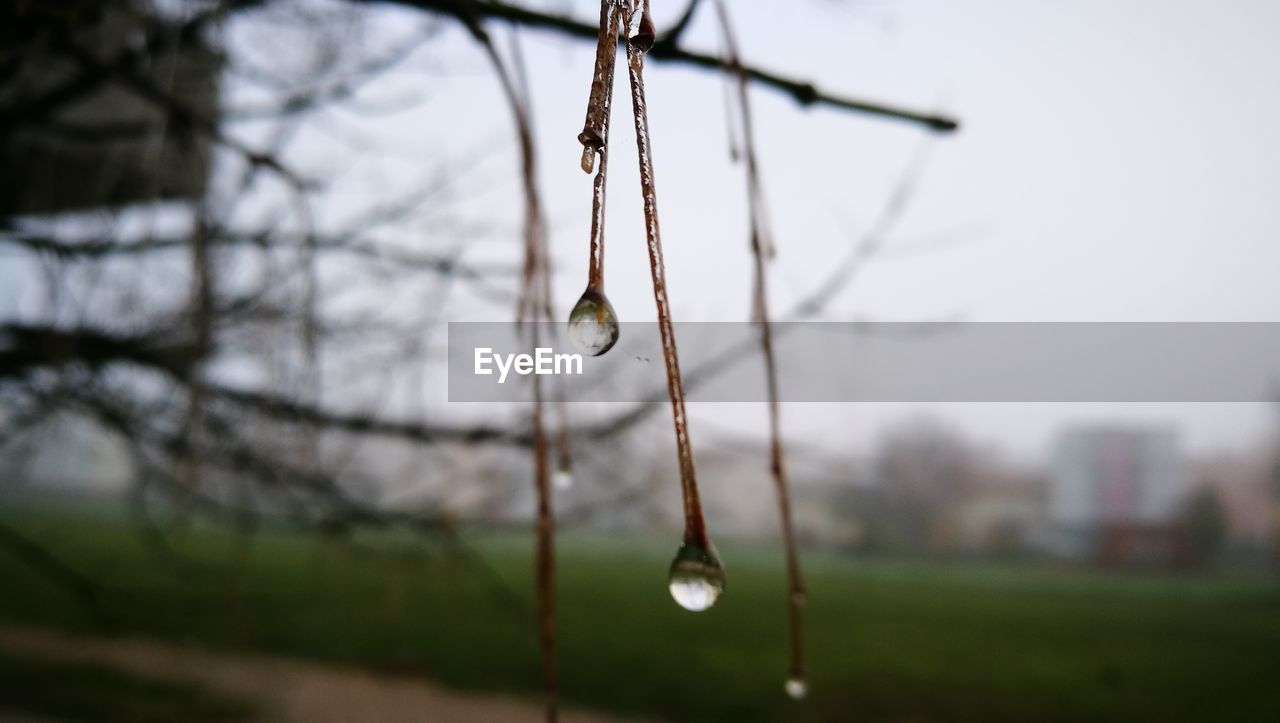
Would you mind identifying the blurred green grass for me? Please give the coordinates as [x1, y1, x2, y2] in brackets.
[1, 500, 1279, 722]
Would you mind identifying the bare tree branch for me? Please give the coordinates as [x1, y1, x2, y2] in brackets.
[204, 0, 959, 132]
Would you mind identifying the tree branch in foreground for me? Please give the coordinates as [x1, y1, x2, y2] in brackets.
[357, 0, 959, 132]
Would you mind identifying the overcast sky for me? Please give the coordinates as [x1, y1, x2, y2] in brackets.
[410, 0, 1280, 461]
[7, 0, 1278, 463]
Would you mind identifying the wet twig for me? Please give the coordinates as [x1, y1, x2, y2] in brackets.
[715, 0, 807, 694]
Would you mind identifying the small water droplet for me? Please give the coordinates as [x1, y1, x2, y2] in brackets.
[634, 10, 656, 53]
[567, 289, 619, 356]
[791, 589, 807, 607]
[580, 145, 596, 174]
[667, 542, 725, 612]
[785, 676, 808, 700]
[553, 466, 573, 491]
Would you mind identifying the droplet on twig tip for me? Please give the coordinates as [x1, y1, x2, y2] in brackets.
[785, 676, 808, 700]
[567, 288, 619, 356]
[553, 461, 574, 491]
[634, 8, 656, 53]
[667, 541, 725, 612]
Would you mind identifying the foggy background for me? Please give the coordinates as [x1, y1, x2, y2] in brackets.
[2, 1, 1279, 721]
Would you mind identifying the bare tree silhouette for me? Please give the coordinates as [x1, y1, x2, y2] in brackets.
[0, 1, 958, 718]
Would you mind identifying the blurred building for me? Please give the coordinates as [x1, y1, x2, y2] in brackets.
[951, 464, 1046, 558]
[0, 1, 219, 216]
[694, 435, 860, 543]
[1190, 448, 1277, 564]
[1047, 424, 1189, 564]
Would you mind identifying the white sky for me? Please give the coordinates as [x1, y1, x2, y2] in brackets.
[6, 0, 1279, 464]
[415, 0, 1280, 462]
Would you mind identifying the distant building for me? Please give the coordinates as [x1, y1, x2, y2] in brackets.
[693, 435, 859, 542]
[1191, 448, 1277, 564]
[1047, 424, 1188, 563]
[952, 468, 1045, 557]
[0, 1, 219, 216]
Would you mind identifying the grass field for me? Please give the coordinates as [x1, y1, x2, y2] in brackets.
[1, 499, 1279, 721]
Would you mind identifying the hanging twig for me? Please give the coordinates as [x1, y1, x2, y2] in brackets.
[526, 322, 557, 722]
[579, 1, 621, 289]
[715, 0, 807, 698]
[568, 1, 622, 358]
[621, 0, 724, 610]
[463, 15, 560, 721]
[503, 23, 577, 491]
[175, 206, 213, 529]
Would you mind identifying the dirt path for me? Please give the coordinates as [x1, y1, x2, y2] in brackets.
[0, 626, 644, 723]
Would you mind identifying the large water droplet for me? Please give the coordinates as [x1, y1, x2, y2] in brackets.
[785, 676, 808, 700]
[667, 542, 725, 612]
[567, 289, 619, 356]
[580, 145, 596, 174]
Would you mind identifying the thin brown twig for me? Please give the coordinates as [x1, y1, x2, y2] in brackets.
[579, 1, 623, 294]
[176, 207, 214, 528]
[715, 0, 806, 691]
[465, 16, 559, 721]
[528, 341, 556, 723]
[621, 0, 708, 549]
[507, 22, 576, 488]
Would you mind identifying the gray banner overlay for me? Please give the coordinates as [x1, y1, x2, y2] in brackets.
[447, 323, 1280, 402]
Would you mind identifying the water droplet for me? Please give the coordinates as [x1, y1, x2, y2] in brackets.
[784, 676, 808, 700]
[791, 589, 807, 607]
[633, 9, 656, 53]
[667, 542, 725, 612]
[580, 145, 596, 174]
[567, 289, 619, 356]
[553, 466, 574, 491]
